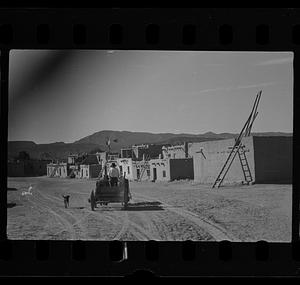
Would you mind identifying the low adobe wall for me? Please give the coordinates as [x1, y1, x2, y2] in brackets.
[253, 136, 292, 183]
[7, 162, 25, 177]
[189, 137, 255, 185]
[169, 158, 194, 181]
[150, 158, 170, 181]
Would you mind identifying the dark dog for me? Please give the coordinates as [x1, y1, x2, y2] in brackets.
[62, 195, 70, 208]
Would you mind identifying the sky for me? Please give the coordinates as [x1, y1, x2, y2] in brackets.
[8, 50, 293, 144]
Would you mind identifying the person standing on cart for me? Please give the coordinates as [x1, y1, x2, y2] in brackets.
[108, 162, 119, 187]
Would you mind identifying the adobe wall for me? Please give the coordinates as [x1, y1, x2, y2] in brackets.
[162, 143, 188, 159]
[121, 148, 133, 158]
[89, 164, 102, 178]
[169, 158, 194, 181]
[134, 161, 151, 181]
[24, 160, 49, 176]
[253, 136, 292, 183]
[7, 162, 25, 177]
[189, 137, 255, 185]
[147, 144, 164, 158]
[47, 164, 68, 178]
[150, 158, 170, 181]
[80, 165, 89, 178]
[117, 158, 134, 180]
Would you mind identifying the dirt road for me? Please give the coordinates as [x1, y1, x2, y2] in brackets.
[7, 177, 292, 241]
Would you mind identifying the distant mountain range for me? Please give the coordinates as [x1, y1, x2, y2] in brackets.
[8, 130, 293, 160]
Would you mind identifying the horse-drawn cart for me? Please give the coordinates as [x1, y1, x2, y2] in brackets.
[89, 176, 131, 210]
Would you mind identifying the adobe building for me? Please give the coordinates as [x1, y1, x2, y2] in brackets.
[120, 142, 194, 182]
[117, 157, 150, 181]
[7, 160, 25, 177]
[67, 154, 79, 165]
[149, 156, 194, 182]
[120, 147, 133, 159]
[162, 142, 189, 159]
[189, 136, 292, 185]
[8, 159, 50, 177]
[118, 144, 164, 181]
[78, 154, 102, 179]
[121, 143, 165, 160]
[47, 162, 69, 178]
[96, 151, 120, 167]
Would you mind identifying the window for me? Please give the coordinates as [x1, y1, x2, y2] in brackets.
[86, 169, 88, 176]
[162, 170, 166, 177]
[127, 166, 130, 174]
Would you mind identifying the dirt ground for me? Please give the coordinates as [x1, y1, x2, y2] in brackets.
[6, 177, 292, 241]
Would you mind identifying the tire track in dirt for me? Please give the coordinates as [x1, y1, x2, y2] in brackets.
[112, 212, 130, 240]
[85, 208, 153, 241]
[27, 196, 77, 239]
[27, 181, 163, 240]
[39, 191, 91, 240]
[127, 217, 157, 240]
[33, 190, 89, 240]
[81, 208, 127, 240]
[126, 211, 162, 240]
[133, 193, 241, 242]
[34, 189, 147, 240]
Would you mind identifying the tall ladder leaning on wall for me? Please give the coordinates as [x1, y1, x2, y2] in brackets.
[212, 90, 262, 189]
[50, 164, 60, 177]
[138, 154, 151, 182]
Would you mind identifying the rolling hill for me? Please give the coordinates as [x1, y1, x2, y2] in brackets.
[8, 130, 292, 161]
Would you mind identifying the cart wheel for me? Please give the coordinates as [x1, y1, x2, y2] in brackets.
[90, 190, 95, 211]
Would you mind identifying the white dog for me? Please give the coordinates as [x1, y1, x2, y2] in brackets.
[21, 185, 33, 196]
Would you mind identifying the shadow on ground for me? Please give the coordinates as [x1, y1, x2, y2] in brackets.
[7, 202, 19, 208]
[7, 188, 18, 191]
[122, 201, 164, 211]
[90, 201, 164, 212]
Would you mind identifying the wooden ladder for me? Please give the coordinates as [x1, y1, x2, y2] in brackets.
[68, 168, 75, 178]
[212, 90, 261, 188]
[50, 164, 59, 177]
[138, 155, 150, 181]
[212, 139, 243, 188]
[237, 146, 253, 184]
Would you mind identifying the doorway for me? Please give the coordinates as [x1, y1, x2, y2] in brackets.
[153, 168, 157, 181]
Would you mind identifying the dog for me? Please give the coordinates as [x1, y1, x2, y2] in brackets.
[62, 195, 70, 208]
[21, 185, 33, 196]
